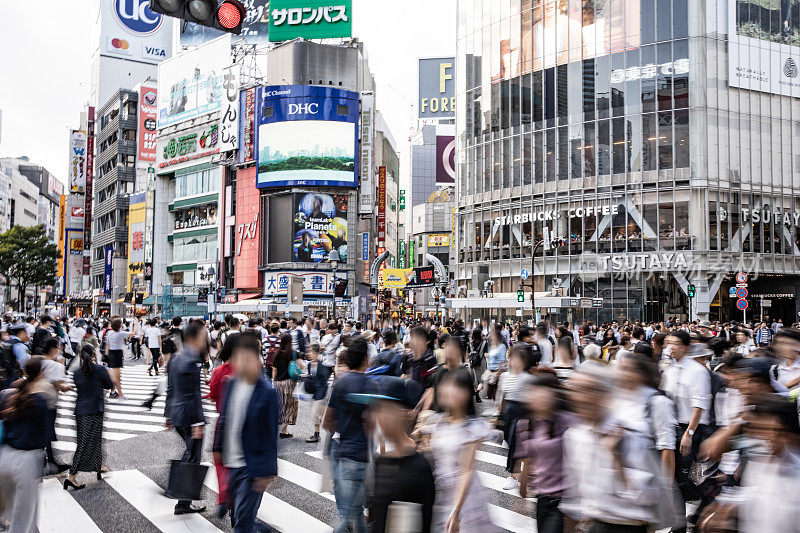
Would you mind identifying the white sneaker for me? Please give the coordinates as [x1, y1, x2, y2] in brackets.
[503, 477, 518, 490]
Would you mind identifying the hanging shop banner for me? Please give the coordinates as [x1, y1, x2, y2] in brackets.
[239, 87, 257, 164]
[57, 195, 66, 279]
[427, 234, 451, 247]
[220, 64, 240, 152]
[137, 85, 158, 162]
[103, 246, 113, 298]
[69, 130, 87, 193]
[409, 240, 416, 267]
[293, 192, 348, 263]
[84, 107, 95, 277]
[254, 85, 359, 188]
[127, 192, 146, 292]
[358, 91, 374, 214]
[268, 0, 352, 42]
[361, 232, 369, 262]
[377, 166, 386, 244]
[156, 121, 220, 170]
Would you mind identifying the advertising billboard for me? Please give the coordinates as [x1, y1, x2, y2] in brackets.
[127, 192, 146, 292]
[380, 266, 435, 289]
[68, 130, 87, 193]
[220, 65, 240, 152]
[157, 34, 231, 128]
[180, 0, 271, 45]
[156, 120, 220, 170]
[104, 246, 113, 298]
[254, 85, 359, 188]
[436, 134, 456, 185]
[418, 58, 455, 119]
[84, 107, 95, 262]
[239, 87, 257, 164]
[100, 0, 173, 65]
[234, 167, 261, 289]
[268, 0, 352, 42]
[729, 0, 800, 97]
[427, 234, 451, 247]
[293, 192, 348, 263]
[377, 166, 386, 244]
[358, 92, 374, 214]
[264, 271, 345, 296]
[138, 85, 158, 162]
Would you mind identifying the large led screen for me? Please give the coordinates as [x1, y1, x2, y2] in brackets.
[258, 121, 356, 187]
[254, 85, 359, 188]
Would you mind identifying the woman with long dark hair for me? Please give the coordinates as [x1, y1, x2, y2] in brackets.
[104, 318, 131, 398]
[0, 356, 50, 531]
[272, 333, 304, 439]
[468, 328, 487, 403]
[64, 345, 114, 490]
[423, 369, 495, 532]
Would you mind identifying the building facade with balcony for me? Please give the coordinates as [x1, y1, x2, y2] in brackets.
[454, 0, 800, 324]
[91, 89, 139, 313]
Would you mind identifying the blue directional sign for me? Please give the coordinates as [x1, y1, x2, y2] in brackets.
[521, 268, 529, 281]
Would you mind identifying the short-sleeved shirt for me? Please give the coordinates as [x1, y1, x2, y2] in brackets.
[660, 356, 711, 425]
[41, 359, 66, 384]
[328, 371, 371, 462]
[144, 326, 161, 348]
[106, 330, 127, 351]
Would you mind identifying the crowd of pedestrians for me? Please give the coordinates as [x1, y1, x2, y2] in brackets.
[1, 311, 799, 532]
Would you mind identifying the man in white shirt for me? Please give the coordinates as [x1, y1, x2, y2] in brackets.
[773, 329, 800, 390]
[534, 323, 553, 367]
[660, 330, 712, 520]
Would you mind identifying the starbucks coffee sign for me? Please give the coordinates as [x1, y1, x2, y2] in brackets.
[495, 204, 619, 226]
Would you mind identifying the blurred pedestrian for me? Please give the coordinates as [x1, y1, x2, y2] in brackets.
[272, 333, 303, 439]
[213, 332, 280, 533]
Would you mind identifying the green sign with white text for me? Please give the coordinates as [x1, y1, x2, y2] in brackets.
[268, 0, 352, 42]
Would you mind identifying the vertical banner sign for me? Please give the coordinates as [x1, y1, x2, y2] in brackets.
[84, 107, 95, 280]
[103, 246, 113, 298]
[409, 240, 416, 267]
[137, 86, 158, 162]
[435, 135, 456, 185]
[377, 166, 387, 244]
[239, 87, 256, 164]
[220, 65, 240, 152]
[69, 130, 88, 193]
[358, 92, 374, 214]
[399, 240, 406, 268]
[57, 195, 66, 280]
[361, 232, 369, 262]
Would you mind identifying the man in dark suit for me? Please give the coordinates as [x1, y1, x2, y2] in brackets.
[213, 332, 280, 533]
[165, 321, 207, 515]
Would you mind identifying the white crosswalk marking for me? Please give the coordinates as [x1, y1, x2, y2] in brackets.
[104, 469, 223, 532]
[52, 365, 217, 451]
[38, 478, 103, 533]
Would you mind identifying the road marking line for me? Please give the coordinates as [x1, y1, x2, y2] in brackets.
[38, 478, 103, 533]
[105, 469, 223, 532]
[488, 503, 534, 533]
[277, 459, 334, 501]
[54, 417, 165, 432]
[202, 462, 333, 532]
[54, 426, 135, 441]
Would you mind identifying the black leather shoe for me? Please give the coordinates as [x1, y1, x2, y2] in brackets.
[174, 503, 206, 515]
[216, 502, 229, 519]
[305, 432, 320, 443]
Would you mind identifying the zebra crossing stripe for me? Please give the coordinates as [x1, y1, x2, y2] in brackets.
[38, 478, 103, 533]
[103, 469, 223, 533]
[202, 463, 333, 533]
[54, 426, 135, 441]
[54, 417, 166, 433]
[277, 458, 334, 501]
[488, 503, 535, 532]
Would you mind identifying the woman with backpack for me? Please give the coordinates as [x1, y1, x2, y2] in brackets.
[272, 333, 305, 439]
[467, 328, 486, 403]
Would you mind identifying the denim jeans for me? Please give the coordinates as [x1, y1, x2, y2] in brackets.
[331, 454, 367, 533]
[230, 466, 268, 533]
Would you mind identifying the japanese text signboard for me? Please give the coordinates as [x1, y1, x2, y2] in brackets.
[268, 0, 352, 41]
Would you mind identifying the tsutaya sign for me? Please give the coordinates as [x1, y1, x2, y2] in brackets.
[739, 208, 800, 226]
[592, 253, 690, 271]
[495, 204, 619, 226]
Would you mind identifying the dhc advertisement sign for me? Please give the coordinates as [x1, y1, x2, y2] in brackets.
[253, 85, 359, 188]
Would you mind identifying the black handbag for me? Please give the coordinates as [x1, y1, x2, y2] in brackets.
[166, 460, 209, 501]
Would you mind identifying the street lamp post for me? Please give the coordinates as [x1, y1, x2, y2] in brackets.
[329, 250, 340, 322]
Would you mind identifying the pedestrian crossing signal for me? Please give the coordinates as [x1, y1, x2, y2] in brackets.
[688, 284, 696, 299]
[517, 289, 524, 302]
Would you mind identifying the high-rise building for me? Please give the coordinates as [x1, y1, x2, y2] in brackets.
[453, 0, 800, 323]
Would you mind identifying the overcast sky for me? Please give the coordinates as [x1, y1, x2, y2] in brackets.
[0, 0, 455, 186]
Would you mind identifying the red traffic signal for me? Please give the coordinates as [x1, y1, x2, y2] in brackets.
[150, 0, 246, 34]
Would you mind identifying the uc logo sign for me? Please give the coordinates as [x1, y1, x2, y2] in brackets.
[115, 0, 163, 35]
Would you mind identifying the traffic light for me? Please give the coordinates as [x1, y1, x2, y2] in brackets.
[688, 283, 696, 299]
[517, 288, 525, 302]
[149, 0, 247, 34]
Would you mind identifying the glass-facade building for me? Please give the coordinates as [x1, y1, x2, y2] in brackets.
[454, 0, 800, 323]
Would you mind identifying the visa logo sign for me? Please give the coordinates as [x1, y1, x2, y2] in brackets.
[287, 103, 319, 115]
[143, 46, 166, 60]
